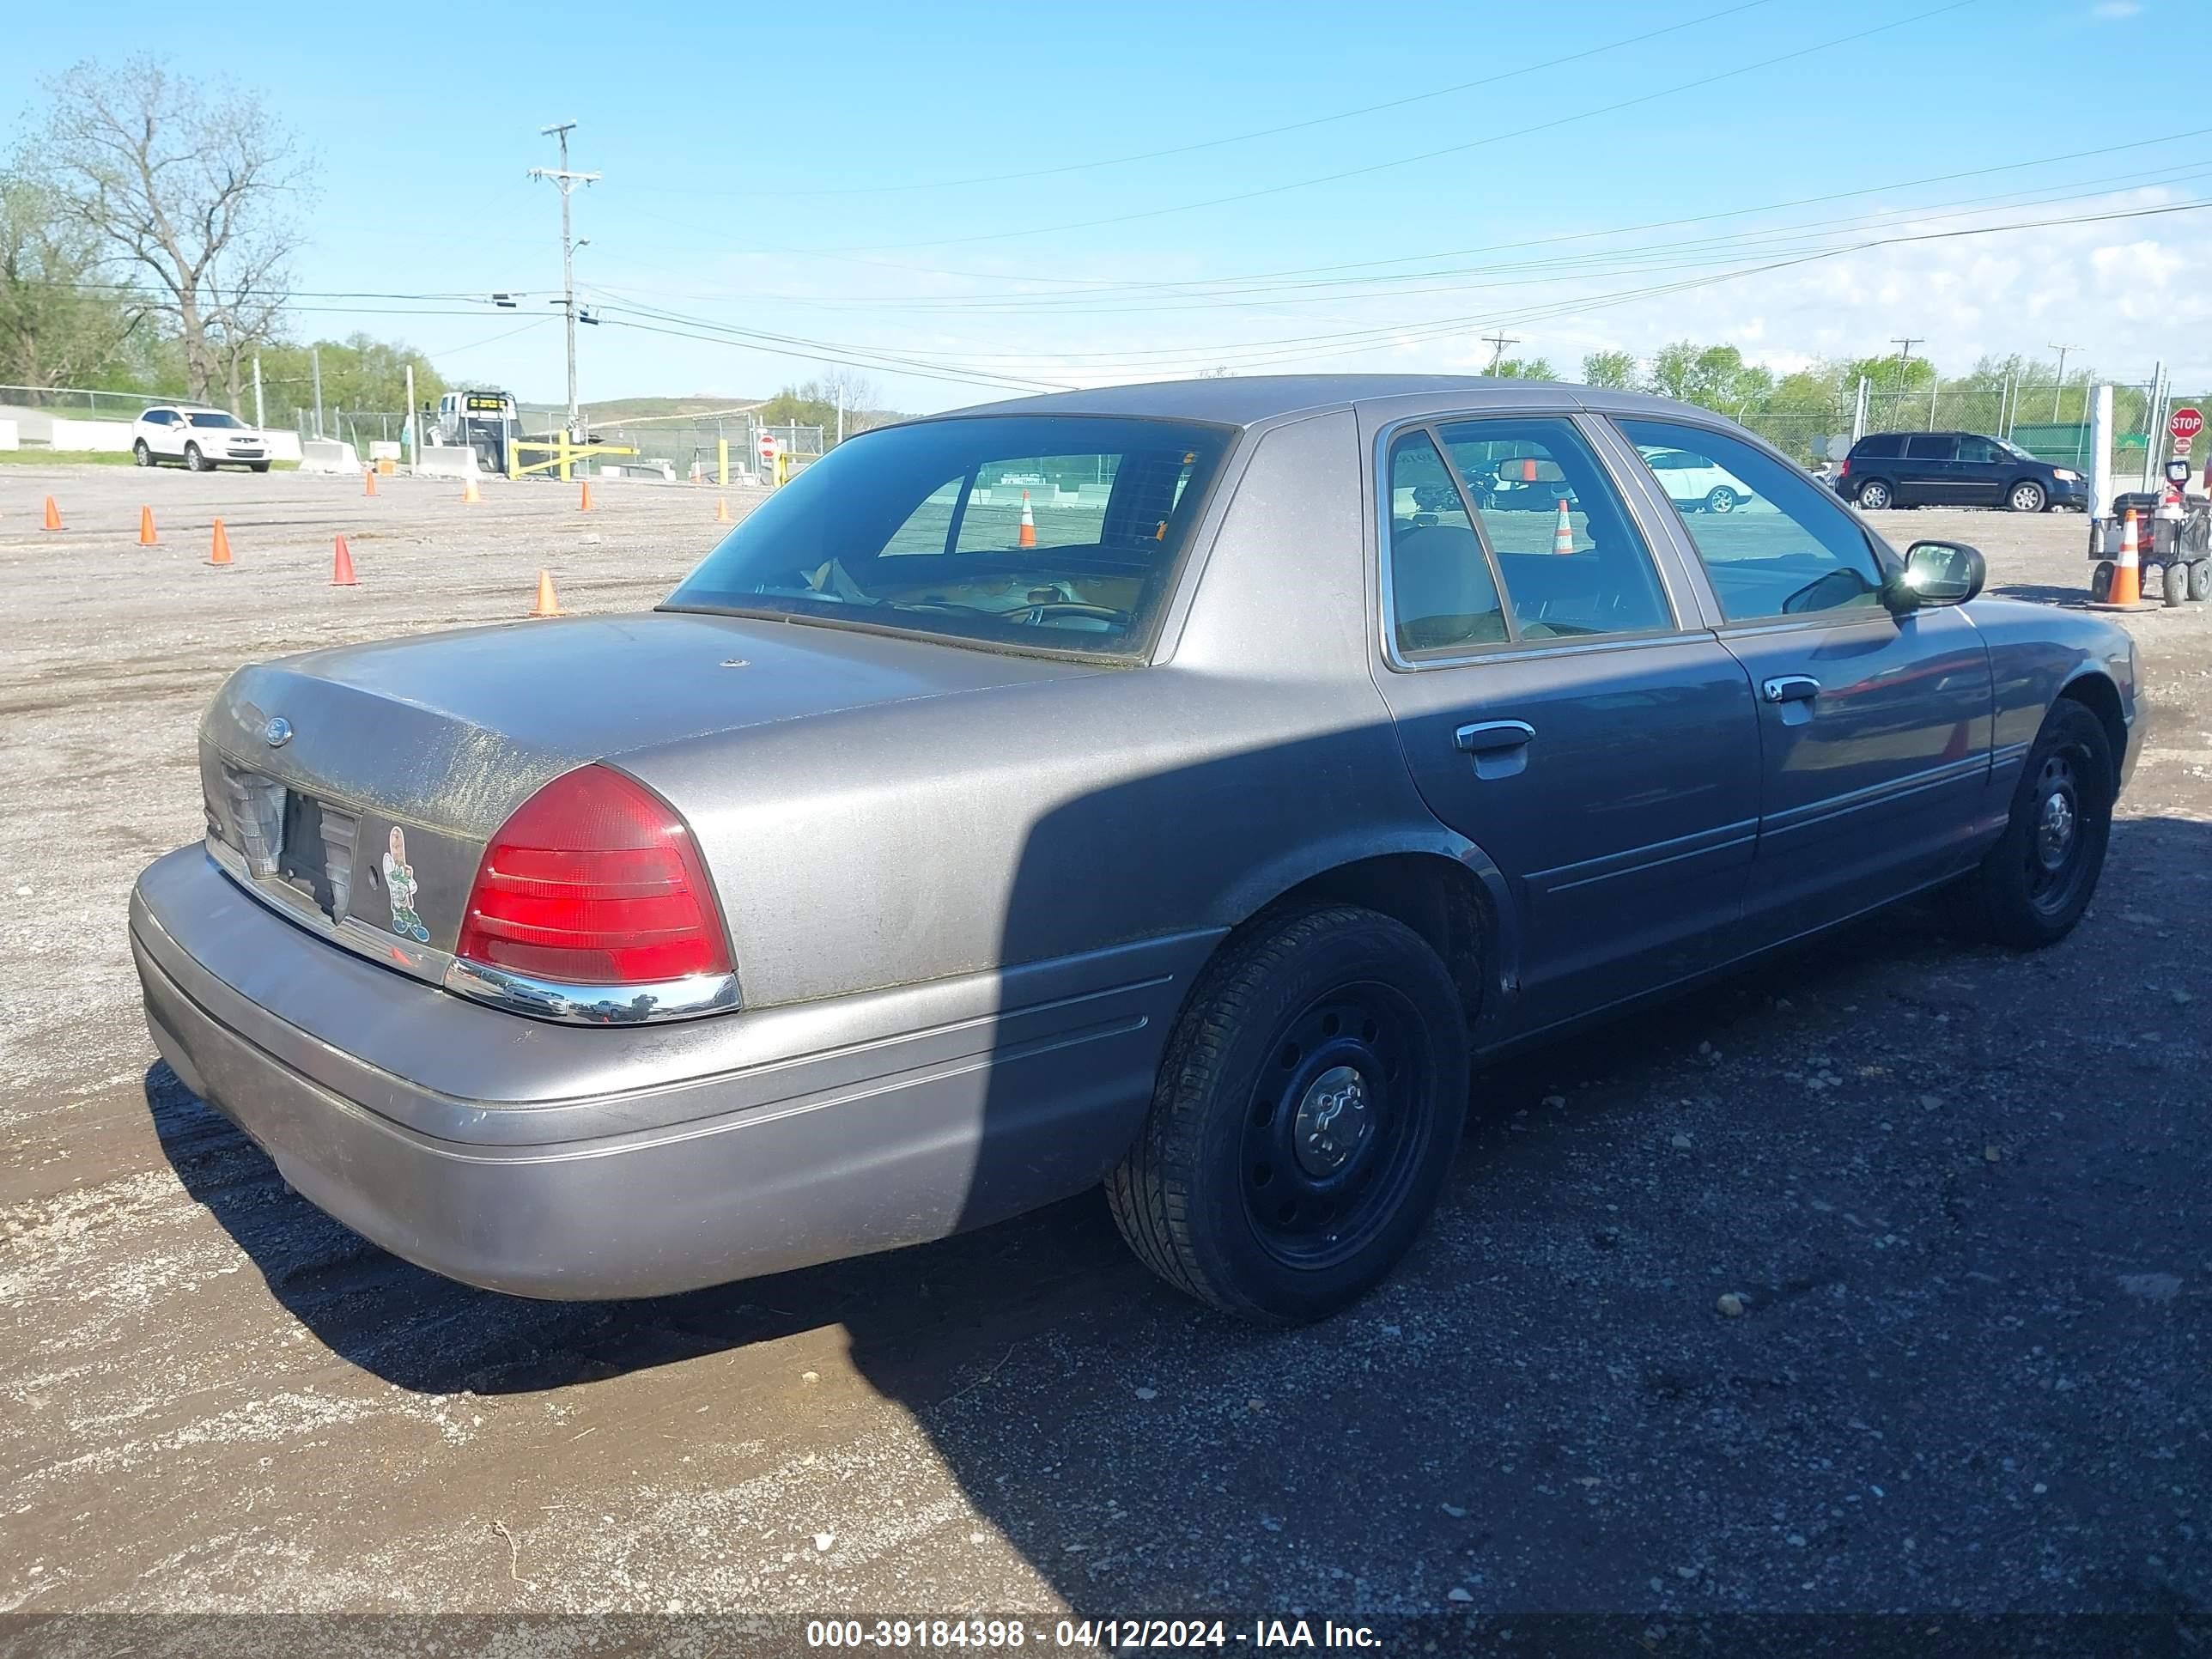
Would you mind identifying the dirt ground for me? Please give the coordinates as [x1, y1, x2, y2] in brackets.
[2, 462, 2207, 1634]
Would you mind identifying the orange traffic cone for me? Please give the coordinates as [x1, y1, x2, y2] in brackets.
[2109, 510, 2142, 606]
[207, 519, 233, 568]
[715, 496, 732, 525]
[363, 468, 377, 497]
[463, 475, 481, 505]
[41, 495, 62, 532]
[331, 535, 357, 586]
[137, 506, 159, 547]
[1018, 489, 1037, 549]
[528, 568, 563, 617]
[578, 480, 592, 512]
[1553, 497, 1576, 556]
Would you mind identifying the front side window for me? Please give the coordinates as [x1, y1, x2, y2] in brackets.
[1956, 435, 2002, 464]
[664, 416, 1230, 657]
[1618, 419, 1885, 623]
[1437, 416, 1673, 638]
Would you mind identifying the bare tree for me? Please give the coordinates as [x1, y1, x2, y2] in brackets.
[38, 58, 308, 406]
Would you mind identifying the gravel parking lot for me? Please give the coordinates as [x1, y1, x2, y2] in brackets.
[3, 463, 2206, 1633]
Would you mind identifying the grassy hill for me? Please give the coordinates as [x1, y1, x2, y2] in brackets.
[577, 395, 766, 422]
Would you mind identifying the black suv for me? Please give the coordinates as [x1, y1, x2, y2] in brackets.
[1838, 431, 2086, 513]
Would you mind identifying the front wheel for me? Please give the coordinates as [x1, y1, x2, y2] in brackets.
[249, 461, 270, 474]
[2164, 564, 2188, 609]
[1107, 904, 1468, 1325]
[1948, 701, 2112, 949]
[1856, 478, 1893, 510]
[1704, 486, 1739, 514]
[184, 443, 208, 472]
[2008, 480, 2047, 514]
[132, 439, 151, 467]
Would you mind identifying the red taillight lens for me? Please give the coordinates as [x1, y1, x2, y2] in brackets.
[1838, 458, 1851, 478]
[455, 765, 732, 985]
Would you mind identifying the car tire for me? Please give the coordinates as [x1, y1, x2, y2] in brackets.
[1856, 479, 1893, 510]
[1106, 903, 1468, 1326]
[2090, 561, 2115, 604]
[132, 440, 151, 467]
[2190, 560, 2211, 603]
[1948, 700, 2112, 950]
[2008, 480, 2047, 514]
[1704, 486, 1739, 514]
[250, 461, 270, 474]
[2163, 564, 2187, 609]
[184, 443, 208, 472]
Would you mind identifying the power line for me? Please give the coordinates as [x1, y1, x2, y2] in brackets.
[639, 0, 1787, 202]
[761, 0, 1981, 256]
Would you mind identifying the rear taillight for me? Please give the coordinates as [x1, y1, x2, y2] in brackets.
[1837, 458, 1851, 478]
[455, 765, 732, 985]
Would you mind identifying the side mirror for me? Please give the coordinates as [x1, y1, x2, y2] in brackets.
[1884, 540, 1986, 613]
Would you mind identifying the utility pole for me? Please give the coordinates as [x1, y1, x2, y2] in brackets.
[1888, 337, 1923, 385]
[2047, 343, 2081, 422]
[1481, 334, 1522, 374]
[530, 121, 600, 440]
[311, 344, 324, 440]
[252, 355, 264, 432]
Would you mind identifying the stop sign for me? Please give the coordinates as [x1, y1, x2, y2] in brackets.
[758, 431, 781, 462]
[2171, 406, 2203, 442]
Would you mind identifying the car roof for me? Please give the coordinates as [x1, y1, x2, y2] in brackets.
[944, 374, 1726, 431]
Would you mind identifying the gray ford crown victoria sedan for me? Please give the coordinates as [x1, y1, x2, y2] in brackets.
[131, 375, 2144, 1325]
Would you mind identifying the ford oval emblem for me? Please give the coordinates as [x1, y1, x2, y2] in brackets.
[263, 716, 292, 748]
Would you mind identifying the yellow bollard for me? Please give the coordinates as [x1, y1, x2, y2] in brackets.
[717, 436, 729, 489]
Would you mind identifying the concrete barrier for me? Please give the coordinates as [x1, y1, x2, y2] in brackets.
[48, 417, 134, 453]
[0, 418, 17, 451]
[262, 430, 302, 462]
[412, 445, 481, 480]
[297, 439, 362, 474]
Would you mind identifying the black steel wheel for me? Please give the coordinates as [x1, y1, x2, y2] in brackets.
[1949, 701, 2112, 948]
[1108, 904, 1468, 1325]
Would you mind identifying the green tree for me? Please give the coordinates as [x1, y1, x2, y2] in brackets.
[0, 171, 146, 389]
[1579, 349, 1638, 390]
[255, 332, 444, 416]
[1644, 341, 1773, 416]
[1488, 356, 1556, 380]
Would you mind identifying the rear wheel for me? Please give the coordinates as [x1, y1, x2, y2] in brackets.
[184, 442, 208, 472]
[2091, 561, 2116, 604]
[2190, 560, 2211, 603]
[2008, 480, 2048, 514]
[1107, 904, 1468, 1325]
[1949, 701, 2112, 949]
[1856, 478, 1893, 510]
[2164, 563, 2188, 608]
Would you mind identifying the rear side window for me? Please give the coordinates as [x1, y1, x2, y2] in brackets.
[1386, 430, 1508, 657]
[1437, 416, 1674, 639]
[1853, 434, 1904, 459]
[1619, 419, 1883, 623]
[1905, 434, 1954, 460]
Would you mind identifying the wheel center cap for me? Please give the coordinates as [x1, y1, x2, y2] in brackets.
[2038, 791, 2074, 868]
[1293, 1064, 1370, 1177]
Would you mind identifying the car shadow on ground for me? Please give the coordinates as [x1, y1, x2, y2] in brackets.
[144, 811, 2211, 1615]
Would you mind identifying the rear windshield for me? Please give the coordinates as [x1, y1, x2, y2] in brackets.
[664, 416, 1231, 657]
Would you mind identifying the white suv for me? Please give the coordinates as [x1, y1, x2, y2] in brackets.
[132, 405, 274, 473]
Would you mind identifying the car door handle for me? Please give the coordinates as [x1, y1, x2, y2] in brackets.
[1455, 720, 1536, 754]
[1761, 676, 1821, 705]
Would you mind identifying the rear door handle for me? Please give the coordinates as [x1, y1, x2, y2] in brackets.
[1761, 675, 1821, 705]
[1455, 720, 1537, 754]
[1454, 720, 1535, 781]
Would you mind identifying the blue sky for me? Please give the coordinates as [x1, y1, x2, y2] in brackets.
[4, 0, 2204, 410]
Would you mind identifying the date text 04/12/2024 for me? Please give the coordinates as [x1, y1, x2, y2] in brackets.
[805, 1620, 1382, 1650]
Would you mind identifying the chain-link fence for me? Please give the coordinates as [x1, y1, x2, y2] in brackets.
[0, 383, 169, 419]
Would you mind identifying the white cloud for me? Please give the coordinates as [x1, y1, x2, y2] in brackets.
[2091, 2, 2142, 18]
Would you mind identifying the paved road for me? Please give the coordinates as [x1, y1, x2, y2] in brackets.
[2, 470, 2205, 1628]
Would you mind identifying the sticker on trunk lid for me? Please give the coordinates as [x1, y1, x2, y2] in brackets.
[382, 826, 430, 943]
